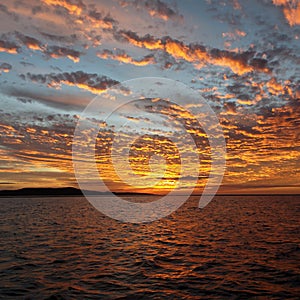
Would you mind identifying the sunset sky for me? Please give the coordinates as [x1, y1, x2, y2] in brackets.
[0, 0, 299, 194]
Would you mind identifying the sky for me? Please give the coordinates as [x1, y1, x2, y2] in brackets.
[0, 0, 299, 194]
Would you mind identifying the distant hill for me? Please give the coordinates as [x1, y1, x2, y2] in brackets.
[0, 187, 155, 197]
[0, 187, 83, 197]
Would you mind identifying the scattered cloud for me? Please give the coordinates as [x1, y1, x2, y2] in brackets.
[0, 0, 299, 192]
[0, 31, 82, 62]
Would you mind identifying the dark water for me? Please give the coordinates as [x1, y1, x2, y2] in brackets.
[0, 195, 299, 299]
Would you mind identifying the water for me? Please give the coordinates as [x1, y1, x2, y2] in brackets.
[0, 195, 299, 299]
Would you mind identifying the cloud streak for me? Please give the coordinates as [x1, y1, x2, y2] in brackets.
[97, 49, 155, 66]
[20, 71, 119, 94]
[114, 30, 270, 75]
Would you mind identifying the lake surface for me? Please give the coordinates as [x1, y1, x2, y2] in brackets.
[0, 195, 299, 299]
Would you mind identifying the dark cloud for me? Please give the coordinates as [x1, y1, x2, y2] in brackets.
[0, 62, 12, 73]
[223, 101, 237, 115]
[45, 45, 82, 62]
[39, 32, 78, 43]
[119, 0, 183, 22]
[14, 31, 44, 51]
[20, 61, 35, 67]
[4, 87, 91, 109]
[1, 31, 81, 63]
[155, 50, 183, 70]
[0, 3, 19, 21]
[249, 58, 269, 71]
[31, 5, 44, 15]
[143, 0, 183, 21]
[0, 38, 20, 54]
[86, 9, 118, 29]
[20, 71, 119, 94]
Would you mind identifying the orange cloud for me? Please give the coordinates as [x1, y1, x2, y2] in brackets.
[15, 33, 44, 51]
[212, 54, 253, 75]
[117, 31, 268, 75]
[124, 33, 164, 50]
[266, 78, 295, 97]
[85, 17, 114, 29]
[97, 49, 155, 66]
[84, 12, 116, 30]
[237, 99, 254, 105]
[28, 43, 43, 51]
[232, 0, 241, 10]
[49, 53, 79, 63]
[273, 0, 300, 26]
[165, 39, 196, 62]
[46, 79, 110, 94]
[222, 29, 246, 39]
[283, 3, 300, 26]
[42, 0, 83, 16]
[266, 78, 285, 95]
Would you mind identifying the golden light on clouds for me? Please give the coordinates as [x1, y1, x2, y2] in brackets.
[273, 0, 300, 26]
[0, 0, 299, 195]
[42, 0, 82, 16]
